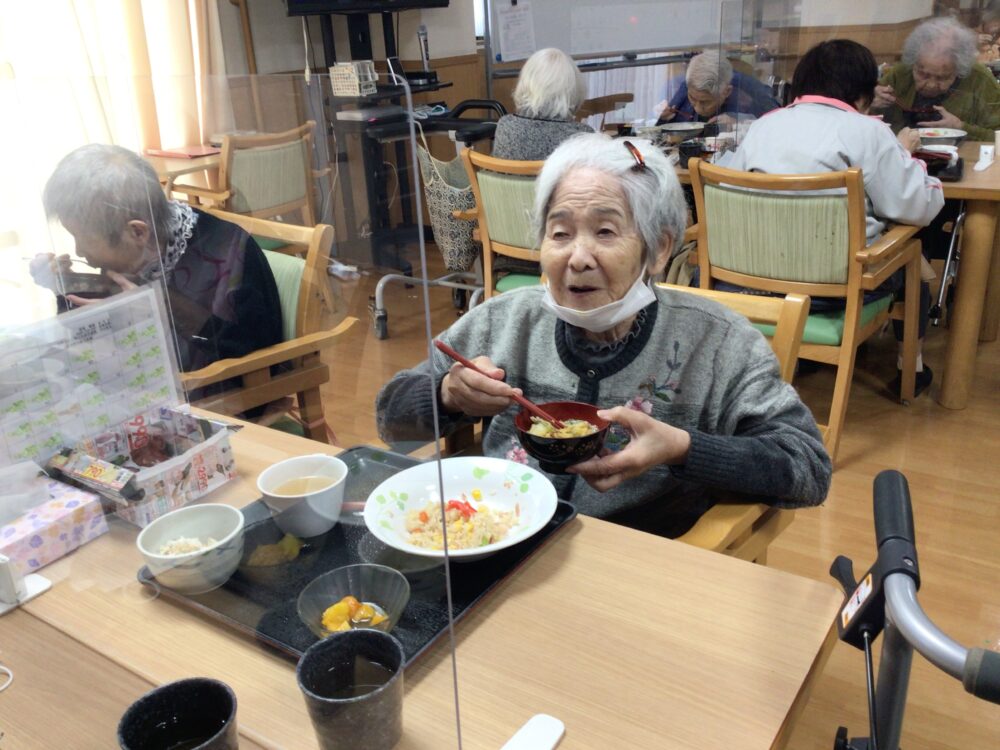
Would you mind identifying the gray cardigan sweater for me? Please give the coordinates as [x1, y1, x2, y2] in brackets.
[377, 287, 831, 537]
[491, 114, 594, 161]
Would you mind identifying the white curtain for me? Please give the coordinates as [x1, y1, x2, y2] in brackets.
[0, 0, 230, 326]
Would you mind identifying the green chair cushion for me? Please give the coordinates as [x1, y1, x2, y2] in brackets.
[261, 249, 304, 341]
[496, 274, 542, 293]
[253, 235, 288, 252]
[754, 295, 894, 346]
[268, 415, 305, 438]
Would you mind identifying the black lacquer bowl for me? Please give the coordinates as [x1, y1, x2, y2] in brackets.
[515, 401, 610, 475]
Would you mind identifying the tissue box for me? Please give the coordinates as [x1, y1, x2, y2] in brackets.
[0, 480, 109, 576]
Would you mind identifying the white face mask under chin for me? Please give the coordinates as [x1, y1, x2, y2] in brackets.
[541, 272, 656, 333]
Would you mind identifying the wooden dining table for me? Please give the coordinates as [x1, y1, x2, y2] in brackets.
[4, 418, 843, 749]
[675, 140, 1000, 410]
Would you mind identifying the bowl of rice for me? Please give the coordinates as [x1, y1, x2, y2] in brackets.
[514, 401, 610, 474]
[363, 457, 558, 561]
[136, 504, 245, 594]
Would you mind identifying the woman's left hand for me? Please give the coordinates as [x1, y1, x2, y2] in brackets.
[567, 406, 691, 492]
[918, 106, 962, 130]
[65, 270, 136, 307]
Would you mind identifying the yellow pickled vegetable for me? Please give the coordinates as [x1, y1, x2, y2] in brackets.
[321, 600, 351, 631]
[246, 533, 303, 567]
[321, 595, 390, 635]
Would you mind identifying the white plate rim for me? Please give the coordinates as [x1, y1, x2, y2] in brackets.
[362, 457, 558, 558]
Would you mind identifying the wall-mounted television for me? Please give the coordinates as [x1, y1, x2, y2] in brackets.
[287, 0, 449, 14]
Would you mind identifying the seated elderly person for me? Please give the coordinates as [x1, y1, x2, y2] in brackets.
[492, 47, 594, 161]
[722, 39, 944, 398]
[873, 16, 1000, 139]
[377, 134, 831, 538]
[656, 50, 779, 126]
[976, 1, 1000, 64]
[31, 144, 283, 372]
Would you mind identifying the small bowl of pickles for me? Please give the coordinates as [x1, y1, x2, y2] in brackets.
[297, 563, 410, 639]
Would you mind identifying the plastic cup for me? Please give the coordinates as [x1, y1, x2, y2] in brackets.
[296, 629, 405, 750]
[117, 677, 238, 750]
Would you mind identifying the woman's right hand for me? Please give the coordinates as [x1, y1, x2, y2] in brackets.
[440, 356, 521, 417]
[897, 127, 920, 153]
[29, 253, 72, 290]
[656, 103, 677, 122]
[872, 84, 897, 110]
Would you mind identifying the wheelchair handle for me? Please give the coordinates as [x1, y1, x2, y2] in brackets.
[449, 99, 507, 119]
[873, 470, 915, 549]
[875, 471, 1000, 706]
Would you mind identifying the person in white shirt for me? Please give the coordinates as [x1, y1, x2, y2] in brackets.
[721, 40, 944, 397]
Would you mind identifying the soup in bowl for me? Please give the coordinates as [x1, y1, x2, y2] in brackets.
[514, 401, 610, 474]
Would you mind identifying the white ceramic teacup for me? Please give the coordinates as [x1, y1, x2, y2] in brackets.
[256, 454, 348, 537]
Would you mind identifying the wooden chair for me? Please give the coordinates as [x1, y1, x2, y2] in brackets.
[173, 122, 324, 228]
[179, 210, 357, 443]
[578, 92, 634, 130]
[460, 149, 544, 299]
[658, 284, 810, 562]
[688, 158, 922, 461]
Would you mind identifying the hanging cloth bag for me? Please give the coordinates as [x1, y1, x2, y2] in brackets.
[415, 127, 479, 272]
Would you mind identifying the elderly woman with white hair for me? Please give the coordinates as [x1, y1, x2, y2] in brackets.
[873, 16, 1000, 138]
[30, 144, 283, 373]
[491, 47, 593, 161]
[656, 50, 779, 125]
[377, 133, 830, 537]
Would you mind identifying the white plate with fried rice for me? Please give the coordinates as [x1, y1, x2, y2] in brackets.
[363, 457, 558, 560]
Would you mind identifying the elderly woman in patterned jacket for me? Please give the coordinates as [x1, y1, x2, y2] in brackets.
[30, 144, 282, 372]
[377, 133, 831, 538]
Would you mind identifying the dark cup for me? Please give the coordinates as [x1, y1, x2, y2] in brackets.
[117, 677, 238, 750]
[678, 139, 705, 169]
[296, 629, 406, 750]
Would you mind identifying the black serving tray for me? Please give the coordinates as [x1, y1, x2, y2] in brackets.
[137, 446, 577, 666]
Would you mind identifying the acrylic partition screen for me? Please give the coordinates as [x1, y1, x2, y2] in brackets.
[0, 52, 471, 747]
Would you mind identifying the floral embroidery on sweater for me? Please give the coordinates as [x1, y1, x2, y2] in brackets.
[637, 341, 684, 403]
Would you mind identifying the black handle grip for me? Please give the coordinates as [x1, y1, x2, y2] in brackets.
[450, 99, 507, 119]
[963, 648, 1000, 704]
[873, 470, 915, 549]
[829, 555, 858, 596]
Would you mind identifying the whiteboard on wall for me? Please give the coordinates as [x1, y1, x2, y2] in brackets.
[489, 0, 745, 62]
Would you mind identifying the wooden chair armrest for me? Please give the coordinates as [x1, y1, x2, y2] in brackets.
[855, 224, 919, 265]
[453, 208, 478, 222]
[171, 183, 231, 203]
[683, 225, 699, 243]
[180, 317, 357, 389]
[312, 167, 332, 178]
[676, 502, 770, 552]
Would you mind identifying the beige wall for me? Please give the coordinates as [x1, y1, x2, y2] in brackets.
[798, 0, 933, 26]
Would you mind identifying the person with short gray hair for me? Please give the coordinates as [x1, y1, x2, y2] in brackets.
[873, 16, 1000, 139]
[377, 133, 830, 538]
[30, 143, 283, 372]
[492, 48, 593, 161]
[656, 49, 779, 125]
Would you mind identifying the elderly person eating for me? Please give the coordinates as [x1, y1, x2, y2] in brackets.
[656, 50, 779, 126]
[722, 39, 943, 398]
[873, 16, 1000, 139]
[30, 144, 283, 373]
[491, 47, 594, 161]
[377, 133, 830, 538]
